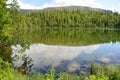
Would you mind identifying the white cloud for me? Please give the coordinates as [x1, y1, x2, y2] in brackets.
[18, 0, 41, 9]
[7, 0, 41, 9]
[42, 0, 101, 9]
[7, 0, 101, 9]
[7, 0, 120, 12]
[107, 7, 120, 13]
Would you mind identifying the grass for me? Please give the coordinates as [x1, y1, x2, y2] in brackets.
[0, 58, 26, 80]
[1, 57, 120, 80]
[0, 58, 81, 80]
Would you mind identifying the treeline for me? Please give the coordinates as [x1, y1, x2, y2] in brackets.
[1, 0, 120, 79]
[10, 8, 120, 45]
[13, 8, 120, 29]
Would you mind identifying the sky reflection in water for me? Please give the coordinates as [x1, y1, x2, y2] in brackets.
[12, 42, 120, 72]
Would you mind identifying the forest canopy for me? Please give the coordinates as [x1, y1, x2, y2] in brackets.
[16, 6, 120, 29]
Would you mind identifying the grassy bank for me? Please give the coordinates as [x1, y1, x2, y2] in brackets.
[1, 57, 120, 80]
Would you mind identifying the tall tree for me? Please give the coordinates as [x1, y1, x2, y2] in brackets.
[0, 0, 12, 62]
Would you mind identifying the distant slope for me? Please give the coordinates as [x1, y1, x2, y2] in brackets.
[21, 6, 113, 13]
[43, 6, 112, 13]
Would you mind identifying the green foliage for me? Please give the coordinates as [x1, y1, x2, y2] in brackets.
[18, 9, 120, 29]
[0, 0, 12, 62]
[90, 63, 120, 80]
[0, 0, 32, 74]
[28, 67, 81, 80]
[57, 72, 81, 80]
[1, 61, 120, 80]
[10, 8, 120, 45]
[85, 73, 109, 80]
[105, 65, 120, 80]
[0, 57, 26, 80]
[0, 0, 11, 45]
[1, 1, 120, 79]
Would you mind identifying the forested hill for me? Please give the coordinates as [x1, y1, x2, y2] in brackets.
[43, 6, 113, 13]
[16, 6, 120, 29]
[21, 6, 112, 13]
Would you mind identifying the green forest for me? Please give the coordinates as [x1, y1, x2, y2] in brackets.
[1, 0, 120, 80]
[11, 3, 120, 45]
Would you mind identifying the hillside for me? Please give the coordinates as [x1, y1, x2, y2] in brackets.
[21, 6, 113, 13]
[43, 6, 113, 13]
[15, 5, 120, 45]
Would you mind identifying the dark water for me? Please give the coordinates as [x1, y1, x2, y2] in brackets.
[12, 42, 120, 73]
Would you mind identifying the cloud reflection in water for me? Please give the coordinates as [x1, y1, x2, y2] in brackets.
[24, 44, 100, 68]
[12, 42, 120, 72]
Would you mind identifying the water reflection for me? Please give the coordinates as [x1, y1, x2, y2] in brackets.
[12, 42, 120, 73]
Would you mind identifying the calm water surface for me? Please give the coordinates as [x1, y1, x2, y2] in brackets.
[12, 42, 120, 72]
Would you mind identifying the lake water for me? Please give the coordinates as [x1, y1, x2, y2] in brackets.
[12, 42, 120, 73]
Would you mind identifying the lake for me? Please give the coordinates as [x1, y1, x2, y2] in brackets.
[12, 41, 120, 73]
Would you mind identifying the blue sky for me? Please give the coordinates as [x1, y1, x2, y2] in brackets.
[10, 0, 120, 12]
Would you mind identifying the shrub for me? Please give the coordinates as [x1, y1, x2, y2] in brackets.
[85, 73, 109, 80]
[0, 58, 26, 80]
